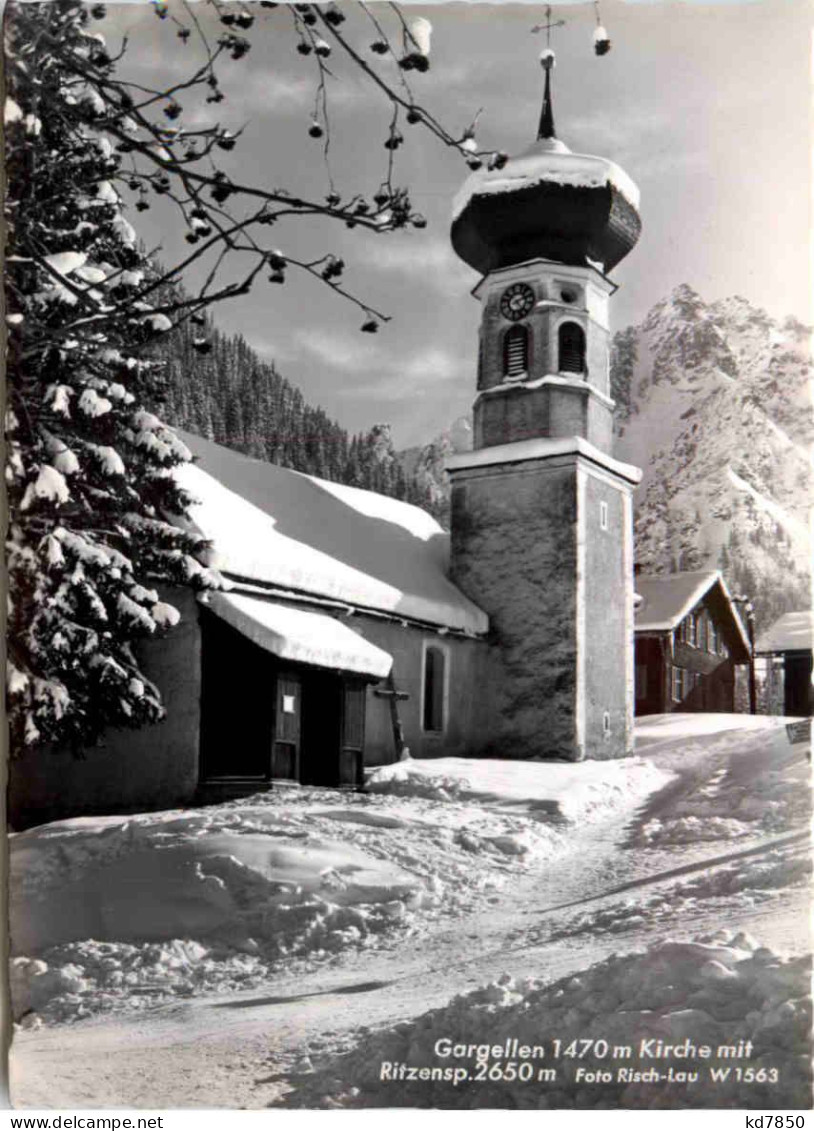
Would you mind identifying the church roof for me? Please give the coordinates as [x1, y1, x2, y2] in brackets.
[634, 569, 750, 659]
[175, 432, 489, 635]
[755, 611, 814, 656]
[450, 56, 641, 276]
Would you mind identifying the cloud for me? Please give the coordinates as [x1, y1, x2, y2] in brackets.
[337, 345, 469, 402]
[366, 235, 479, 292]
[293, 328, 385, 372]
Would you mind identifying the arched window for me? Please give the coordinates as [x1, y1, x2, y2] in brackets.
[503, 324, 529, 379]
[558, 321, 586, 374]
[423, 645, 446, 732]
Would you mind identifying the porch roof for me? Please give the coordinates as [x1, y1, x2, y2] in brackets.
[755, 611, 814, 656]
[204, 591, 393, 679]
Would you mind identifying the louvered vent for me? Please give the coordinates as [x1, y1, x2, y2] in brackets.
[558, 321, 585, 374]
[503, 325, 528, 378]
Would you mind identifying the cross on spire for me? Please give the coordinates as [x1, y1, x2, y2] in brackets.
[531, 7, 564, 140]
[531, 5, 565, 44]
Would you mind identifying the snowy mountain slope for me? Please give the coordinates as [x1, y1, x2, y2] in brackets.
[399, 287, 811, 629]
[613, 286, 812, 630]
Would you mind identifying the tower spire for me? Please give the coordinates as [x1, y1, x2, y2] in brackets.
[538, 56, 556, 140]
[531, 6, 562, 140]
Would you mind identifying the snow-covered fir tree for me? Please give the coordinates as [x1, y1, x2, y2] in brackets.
[4, 0, 490, 753]
[4, 1, 224, 751]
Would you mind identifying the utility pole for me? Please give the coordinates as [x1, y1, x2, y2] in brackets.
[733, 595, 757, 715]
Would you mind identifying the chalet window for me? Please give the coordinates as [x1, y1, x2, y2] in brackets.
[558, 321, 586, 374]
[696, 611, 707, 652]
[672, 666, 687, 702]
[423, 644, 447, 732]
[686, 615, 697, 647]
[503, 324, 529, 378]
[709, 621, 718, 654]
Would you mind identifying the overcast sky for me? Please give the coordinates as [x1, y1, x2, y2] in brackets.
[108, 0, 810, 447]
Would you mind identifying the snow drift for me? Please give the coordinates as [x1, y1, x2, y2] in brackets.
[366, 755, 670, 822]
[285, 932, 812, 1109]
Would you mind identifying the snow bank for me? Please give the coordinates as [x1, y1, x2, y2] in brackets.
[10, 785, 570, 1024]
[366, 756, 671, 823]
[10, 805, 426, 1023]
[287, 933, 811, 1108]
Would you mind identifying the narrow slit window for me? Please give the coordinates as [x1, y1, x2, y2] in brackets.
[558, 321, 586, 374]
[602, 711, 611, 737]
[503, 324, 529, 378]
[423, 645, 447, 732]
[599, 500, 609, 530]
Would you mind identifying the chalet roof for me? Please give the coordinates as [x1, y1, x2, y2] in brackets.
[634, 569, 750, 658]
[755, 611, 814, 656]
[175, 432, 489, 635]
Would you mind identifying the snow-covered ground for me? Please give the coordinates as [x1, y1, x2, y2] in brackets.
[9, 714, 811, 1109]
[285, 933, 811, 1109]
[9, 754, 668, 1025]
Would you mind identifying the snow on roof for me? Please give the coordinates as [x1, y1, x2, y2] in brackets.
[176, 432, 488, 634]
[634, 570, 750, 653]
[755, 610, 814, 655]
[205, 591, 393, 678]
[452, 141, 640, 224]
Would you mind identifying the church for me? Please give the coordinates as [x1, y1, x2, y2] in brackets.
[9, 57, 645, 827]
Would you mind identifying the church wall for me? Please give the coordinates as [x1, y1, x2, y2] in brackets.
[449, 455, 581, 759]
[580, 469, 634, 758]
[353, 618, 484, 765]
[8, 586, 202, 829]
[547, 388, 587, 438]
[585, 320, 610, 396]
[586, 395, 614, 451]
[475, 388, 551, 448]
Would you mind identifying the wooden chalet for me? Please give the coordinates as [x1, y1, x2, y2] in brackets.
[634, 570, 751, 716]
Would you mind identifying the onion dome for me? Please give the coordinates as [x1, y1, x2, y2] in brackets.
[451, 54, 641, 276]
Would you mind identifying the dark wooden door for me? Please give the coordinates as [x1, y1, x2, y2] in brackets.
[785, 654, 814, 717]
[199, 611, 274, 781]
[272, 672, 301, 780]
[339, 681, 367, 787]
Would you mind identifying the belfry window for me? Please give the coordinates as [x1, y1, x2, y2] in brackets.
[503, 324, 529, 378]
[423, 644, 447, 733]
[558, 321, 586, 374]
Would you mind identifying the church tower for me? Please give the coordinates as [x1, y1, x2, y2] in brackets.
[447, 54, 642, 761]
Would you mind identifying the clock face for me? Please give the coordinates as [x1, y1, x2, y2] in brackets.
[500, 283, 535, 322]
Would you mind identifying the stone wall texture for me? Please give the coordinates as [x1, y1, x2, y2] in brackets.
[450, 455, 581, 759]
[582, 469, 634, 758]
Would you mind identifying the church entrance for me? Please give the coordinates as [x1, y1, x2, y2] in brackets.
[199, 609, 369, 790]
[300, 672, 367, 788]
